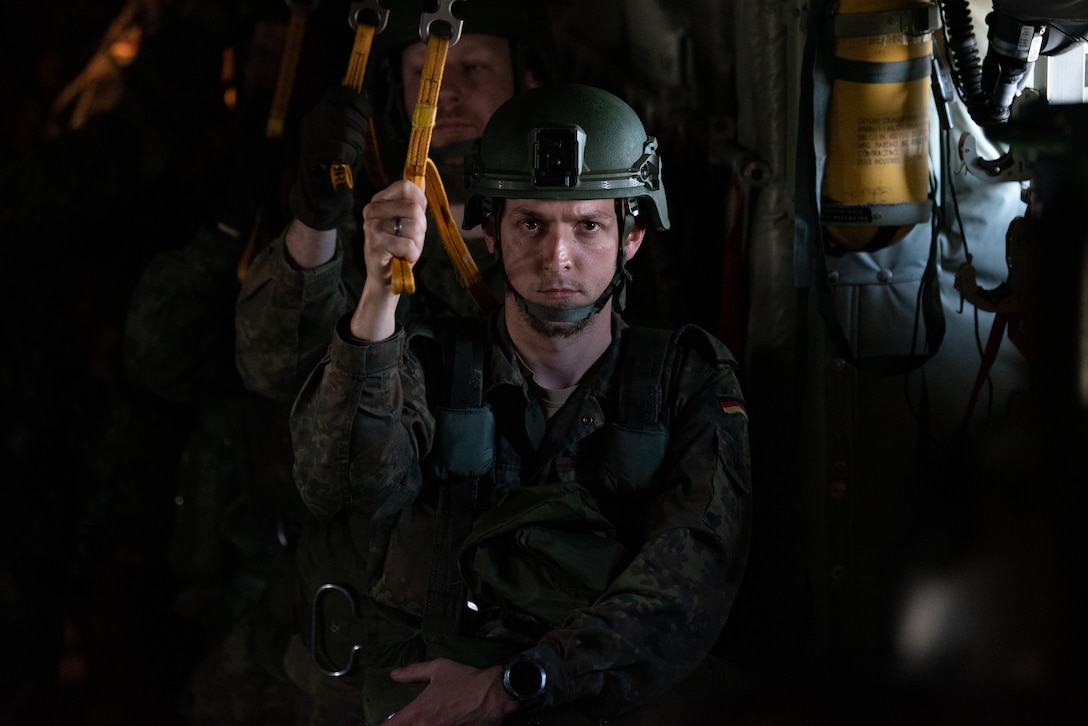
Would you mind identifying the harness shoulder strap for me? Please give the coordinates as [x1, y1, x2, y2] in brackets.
[617, 326, 672, 430]
[602, 327, 674, 491]
[421, 316, 492, 639]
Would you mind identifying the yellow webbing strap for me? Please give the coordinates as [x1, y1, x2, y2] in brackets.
[391, 33, 451, 295]
[238, 1, 309, 283]
[330, 19, 381, 191]
[265, 3, 309, 139]
[343, 21, 377, 91]
[424, 159, 498, 313]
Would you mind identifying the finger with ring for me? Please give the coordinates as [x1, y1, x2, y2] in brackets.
[393, 217, 403, 237]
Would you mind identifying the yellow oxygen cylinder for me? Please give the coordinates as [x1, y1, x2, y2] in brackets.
[821, 0, 936, 251]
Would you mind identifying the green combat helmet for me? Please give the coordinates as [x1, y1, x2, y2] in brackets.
[463, 83, 669, 323]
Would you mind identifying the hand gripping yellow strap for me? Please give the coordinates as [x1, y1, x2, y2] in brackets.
[424, 159, 499, 313]
[390, 33, 450, 295]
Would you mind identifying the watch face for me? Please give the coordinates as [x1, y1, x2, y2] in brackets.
[504, 657, 546, 701]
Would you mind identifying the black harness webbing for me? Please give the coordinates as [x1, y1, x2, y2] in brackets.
[618, 327, 671, 428]
[421, 318, 489, 639]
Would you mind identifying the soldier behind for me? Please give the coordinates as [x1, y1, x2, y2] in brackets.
[290, 83, 753, 725]
[235, 0, 555, 403]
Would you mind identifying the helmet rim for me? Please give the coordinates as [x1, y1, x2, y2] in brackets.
[463, 84, 670, 231]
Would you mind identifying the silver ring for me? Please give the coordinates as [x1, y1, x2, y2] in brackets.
[393, 217, 403, 237]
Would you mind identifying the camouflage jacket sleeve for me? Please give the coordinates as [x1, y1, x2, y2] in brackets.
[290, 316, 432, 521]
[235, 228, 356, 402]
[123, 223, 244, 405]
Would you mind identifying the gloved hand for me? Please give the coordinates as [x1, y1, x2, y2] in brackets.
[289, 85, 372, 230]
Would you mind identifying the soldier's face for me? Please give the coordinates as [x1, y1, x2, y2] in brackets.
[489, 198, 645, 314]
[400, 34, 517, 150]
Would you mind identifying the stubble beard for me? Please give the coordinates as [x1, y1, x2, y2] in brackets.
[522, 306, 592, 338]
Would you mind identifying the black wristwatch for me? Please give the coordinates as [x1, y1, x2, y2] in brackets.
[502, 655, 547, 706]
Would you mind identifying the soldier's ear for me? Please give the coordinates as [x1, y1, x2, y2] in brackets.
[624, 223, 646, 261]
[523, 69, 542, 90]
[482, 218, 498, 254]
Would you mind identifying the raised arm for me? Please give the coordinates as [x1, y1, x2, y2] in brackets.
[350, 179, 427, 342]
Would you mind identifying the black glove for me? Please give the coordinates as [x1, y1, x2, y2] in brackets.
[289, 85, 372, 230]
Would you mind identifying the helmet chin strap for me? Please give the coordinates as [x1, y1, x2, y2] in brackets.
[491, 200, 636, 324]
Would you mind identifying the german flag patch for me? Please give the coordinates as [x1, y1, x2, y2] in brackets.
[719, 396, 747, 419]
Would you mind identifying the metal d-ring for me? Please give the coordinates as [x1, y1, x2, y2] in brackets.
[310, 583, 364, 677]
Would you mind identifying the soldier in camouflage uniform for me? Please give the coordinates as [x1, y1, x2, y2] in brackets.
[290, 84, 752, 725]
[231, 2, 559, 721]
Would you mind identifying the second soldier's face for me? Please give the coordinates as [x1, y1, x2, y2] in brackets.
[401, 34, 517, 150]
